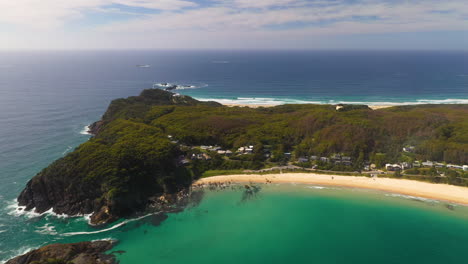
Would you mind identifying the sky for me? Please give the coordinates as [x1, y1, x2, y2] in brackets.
[1, 0, 468, 50]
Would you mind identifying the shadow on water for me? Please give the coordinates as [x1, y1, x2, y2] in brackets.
[130, 189, 208, 230]
[240, 184, 262, 203]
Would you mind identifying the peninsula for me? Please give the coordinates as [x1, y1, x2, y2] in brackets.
[17, 89, 468, 225]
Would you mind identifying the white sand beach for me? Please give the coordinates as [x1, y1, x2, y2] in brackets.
[195, 173, 468, 205]
[223, 103, 393, 110]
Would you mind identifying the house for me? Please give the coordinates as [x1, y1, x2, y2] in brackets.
[336, 104, 344, 111]
[447, 164, 463, 170]
[463, 165, 468, 171]
[225, 150, 233, 156]
[310, 156, 318, 161]
[320, 157, 330, 163]
[217, 150, 226, 155]
[245, 147, 254, 154]
[210, 146, 222, 151]
[385, 164, 402, 171]
[412, 161, 422, 167]
[422, 161, 434, 167]
[434, 162, 445, 168]
[403, 146, 415, 153]
[341, 156, 352, 166]
[342, 160, 352, 166]
[401, 162, 412, 170]
[191, 153, 202, 160]
[298, 157, 309, 163]
[332, 154, 342, 161]
[237, 147, 245, 153]
[191, 153, 211, 160]
[284, 152, 292, 158]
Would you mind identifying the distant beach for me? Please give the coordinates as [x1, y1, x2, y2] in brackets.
[195, 173, 468, 205]
[223, 103, 393, 110]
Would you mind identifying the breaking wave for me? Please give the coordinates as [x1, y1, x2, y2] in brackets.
[195, 97, 468, 106]
[80, 125, 91, 135]
[6, 199, 92, 220]
[385, 193, 439, 203]
[153, 82, 207, 90]
[0, 246, 37, 264]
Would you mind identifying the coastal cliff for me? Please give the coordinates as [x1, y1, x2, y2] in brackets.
[17, 89, 221, 225]
[5, 241, 116, 264]
[17, 88, 468, 225]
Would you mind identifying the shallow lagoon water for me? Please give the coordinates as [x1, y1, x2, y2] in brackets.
[2, 184, 468, 263]
[108, 185, 468, 264]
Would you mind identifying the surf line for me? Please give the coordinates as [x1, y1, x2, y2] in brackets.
[61, 213, 159, 237]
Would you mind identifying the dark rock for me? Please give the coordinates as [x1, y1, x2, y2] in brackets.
[5, 241, 117, 264]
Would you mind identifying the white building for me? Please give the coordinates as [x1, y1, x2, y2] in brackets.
[447, 164, 463, 170]
[385, 164, 402, 171]
[422, 161, 434, 167]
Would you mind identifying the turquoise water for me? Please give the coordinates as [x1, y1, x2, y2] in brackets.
[4, 184, 468, 263]
[109, 185, 468, 264]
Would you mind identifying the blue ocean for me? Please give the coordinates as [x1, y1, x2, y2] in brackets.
[0, 50, 467, 263]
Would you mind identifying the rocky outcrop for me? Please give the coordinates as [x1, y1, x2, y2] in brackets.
[18, 177, 98, 215]
[88, 120, 104, 135]
[5, 241, 117, 264]
[16, 89, 217, 225]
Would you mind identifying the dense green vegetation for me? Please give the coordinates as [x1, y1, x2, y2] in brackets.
[20, 89, 468, 223]
[91, 89, 468, 182]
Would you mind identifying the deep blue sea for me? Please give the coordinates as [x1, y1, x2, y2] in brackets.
[0, 50, 467, 262]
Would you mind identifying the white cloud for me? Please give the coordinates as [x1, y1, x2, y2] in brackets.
[94, 0, 468, 33]
[0, 0, 196, 28]
[1, 0, 467, 49]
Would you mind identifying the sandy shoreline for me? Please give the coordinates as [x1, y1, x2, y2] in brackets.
[223, 103, 393, 110]
[194, 173, 468, 205]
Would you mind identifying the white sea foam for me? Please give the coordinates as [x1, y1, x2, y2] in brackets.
[80, 125, 91, 135]
[61, 213, 154, 236]
[6, 199, 92, 220]
[197, 97, 322, 105]
[62, 145, 73, 155]
[153, 82, 207, 90]
[0, 246, 37, 264]
[385, 193, 439, 203]
[91, 237, 115, 242]
[35, 223, 58, 235]
[6, 200, 43, 219]
[306, 186, 327, 190]
[195, 97, 468, 106]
